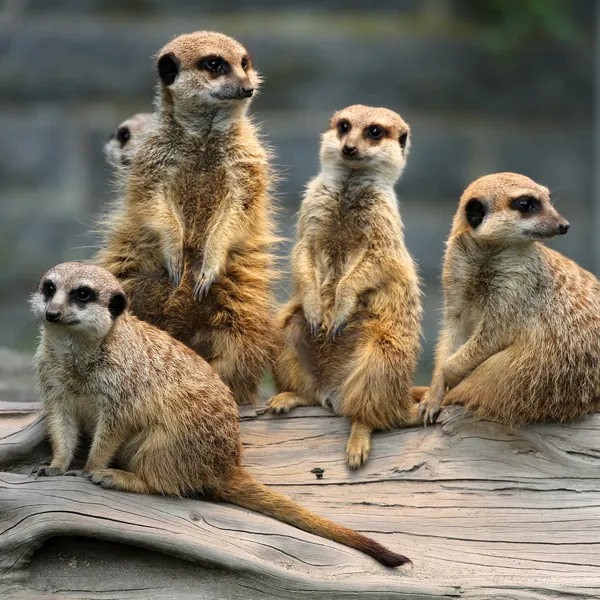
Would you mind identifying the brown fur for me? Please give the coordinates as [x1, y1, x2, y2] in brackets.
[96, 32, 278, 405]
[31, 262, 409, 568]
[420, 173, 600, 426]
[268, 105, 422, 469]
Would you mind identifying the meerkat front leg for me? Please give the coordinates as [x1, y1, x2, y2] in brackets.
[192, 204, 244, 299]
[145, 195, 184, 286]
[292, 241, 323, 335]
[419, 318, 462, 425]
[82, 417, 124, 473]
[346, 420, 373, 470]
[329, 252, 380, 340]
[32, 407, 79, 477]
[442, 320, 509, 391]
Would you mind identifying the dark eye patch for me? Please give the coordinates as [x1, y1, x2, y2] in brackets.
[200, 55, 230, 75]
[399, 132, 408, 149]
[511, 196, 540, 214]
[241, 55, 250, 70]
[366, 124, 386, 140]
[42, 279, 55, 300]
[465, 198, 486, 229]
[337, 120, 350, 135]
[70, 286, 96, 306]
[116, 126, 131, 146]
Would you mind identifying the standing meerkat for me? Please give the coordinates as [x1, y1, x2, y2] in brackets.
[419, 172, 600, 426]
[104, 112, 154, 169]
[268, 105, 422, 470]
[30, 262, 409, 568]
[96, 32, 278, 405]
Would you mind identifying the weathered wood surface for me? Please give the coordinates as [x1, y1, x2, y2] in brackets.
[0, 351, 599, 598]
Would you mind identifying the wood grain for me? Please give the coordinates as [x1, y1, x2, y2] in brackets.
[1, 401, 600, 598]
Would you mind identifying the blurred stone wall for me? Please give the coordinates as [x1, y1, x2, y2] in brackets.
[0, 0, 593, 382]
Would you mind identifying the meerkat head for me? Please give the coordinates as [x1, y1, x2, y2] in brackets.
[104, 112, 153, 168]
[320, 105, 410, 181]
[30, 262, 128, 340]
[155, 31, 260, 124]
[454, 172, 570, 244]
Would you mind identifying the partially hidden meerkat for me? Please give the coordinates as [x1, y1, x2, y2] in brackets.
[419, 172, 600, 426]
[267, 105, 423, 470]
[30, 262, 409, 568]
[103, 112, 154, 170]
[96, 32, 278, 405]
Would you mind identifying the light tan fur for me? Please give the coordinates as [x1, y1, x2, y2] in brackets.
[268, 105, 422, 469]
[31, 262, 410, 568]
[96, 32, 278, 405]
[420, 173, 600, 426]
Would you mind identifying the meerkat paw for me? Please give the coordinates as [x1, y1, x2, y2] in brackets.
[65, 469, 88, 477]
[346, 436, 370, 470]
[87, 469, 120, 489]
[328, 315, 348, 341]
[192, 266, 218, 300]
[303, 307, 323, 337]
[166, 252, 183, 286]
[346, 422, 372, 470]
[30, 465, 67, 478]
[418, 395, 443, 426]
[267, 392, 302, 414]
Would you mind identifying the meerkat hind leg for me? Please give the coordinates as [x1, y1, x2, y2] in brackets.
[88, 469, 151, 494]
[267, 392, 317, 414]
[346, 421, 373, 470]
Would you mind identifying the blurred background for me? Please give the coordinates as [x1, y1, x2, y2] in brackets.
[0, 0, 594, 383]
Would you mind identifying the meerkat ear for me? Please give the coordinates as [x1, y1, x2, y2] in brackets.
[108, 292, 127, 319]
[399, 132, 408, 149]
[465, 198, 486, 229]
[157, 52, 180, 86]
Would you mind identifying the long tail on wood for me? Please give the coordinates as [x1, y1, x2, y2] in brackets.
[217, 467, 410, 568]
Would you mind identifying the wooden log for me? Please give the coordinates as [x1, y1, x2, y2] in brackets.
[1, 404, 600, 598]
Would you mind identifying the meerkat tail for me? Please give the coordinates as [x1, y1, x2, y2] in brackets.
[411, 386, 428, 402]
[217, 468, 410, 568]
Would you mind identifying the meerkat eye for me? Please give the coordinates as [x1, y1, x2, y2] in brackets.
[202, 56, 228, 74]
[241, 57, 249, 71]
[74, 286, 95, 303]
[511, 196, 539, 213]
[42, 280, 56, 299]
[116, 127, 131, 146]
[367, 125, 384, 140]
[338, 120, 350, 135]
[399, 132, 408, 149]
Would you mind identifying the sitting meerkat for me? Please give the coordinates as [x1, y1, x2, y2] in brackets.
[103, 112, 153, 169]
[30, 262, 409, 568]
[267, 105, 422, 470]
[420, 172, 600, 426]
[96, 31, 278, 405]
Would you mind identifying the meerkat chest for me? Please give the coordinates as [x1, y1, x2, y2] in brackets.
[312, 206, 371, 282]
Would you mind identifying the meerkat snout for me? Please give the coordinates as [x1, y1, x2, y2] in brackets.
[320, 104, 410, 179]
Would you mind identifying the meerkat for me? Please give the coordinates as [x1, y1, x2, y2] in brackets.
[419, 172, 600, 426]
[267, 105, 422, 470]
[104, 112, 154, 170]
[96, 32, 278, 405]
[29, 262, 409, 568]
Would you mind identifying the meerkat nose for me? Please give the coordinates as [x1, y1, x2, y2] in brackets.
[342, 144, 357, 156]
[46, 310, 61, 323]
[241, 87, 254, 98]
[557, 223, 570, 235]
